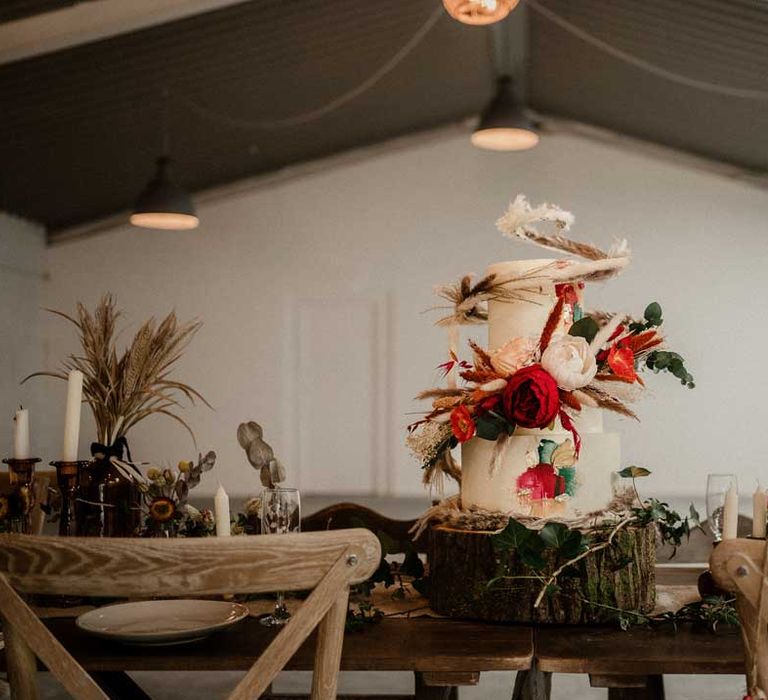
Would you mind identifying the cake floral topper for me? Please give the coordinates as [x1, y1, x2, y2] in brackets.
[407, 194, 694, 490]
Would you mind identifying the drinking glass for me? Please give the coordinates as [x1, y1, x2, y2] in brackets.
[260, 487, 301, 627]
[706, 474, 736, 543]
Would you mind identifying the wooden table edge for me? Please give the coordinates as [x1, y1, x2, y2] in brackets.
[535, 659, 745, 675]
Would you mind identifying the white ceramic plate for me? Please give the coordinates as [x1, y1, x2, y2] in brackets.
[76, 599, 249, 646]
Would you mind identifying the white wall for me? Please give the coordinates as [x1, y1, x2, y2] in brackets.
[0, 212, 49, 458]
[42, 129, 768, 501]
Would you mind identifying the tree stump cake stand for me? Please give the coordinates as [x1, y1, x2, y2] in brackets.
[429, 523, 656, 625]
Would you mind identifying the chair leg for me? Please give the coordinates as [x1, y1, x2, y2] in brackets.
[311, 589, 350, 700]
[3, 622, 38, 700]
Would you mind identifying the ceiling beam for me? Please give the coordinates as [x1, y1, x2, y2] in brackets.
[0, 0, 250, 65]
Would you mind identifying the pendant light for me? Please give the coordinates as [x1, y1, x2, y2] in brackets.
[471, 76, 539, 151]
[130, 156, 199, 230]
[443, 0, 519, 25]
[130, 88, 199, 230]
[471, 17, 539, 151]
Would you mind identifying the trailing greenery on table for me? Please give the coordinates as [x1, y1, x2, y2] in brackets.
[590, 595, 738, 632]
[488, 468, 701, 609]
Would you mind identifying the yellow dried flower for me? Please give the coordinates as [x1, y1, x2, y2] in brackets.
[146, 467, 161, 481]
[178, 460, 193, 474]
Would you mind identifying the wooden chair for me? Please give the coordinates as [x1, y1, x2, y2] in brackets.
[0, 529, 380, 700]
[710, 538, 768, 699]
[301, 503, 426, 553]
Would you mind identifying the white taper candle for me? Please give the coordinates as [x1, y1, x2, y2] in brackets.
[753, 483, 766, 539]
[722, 482, 739, 540]
[214, 482, 231, 537]
[62, 369, 83, 462]
[13, 408, 29, 459]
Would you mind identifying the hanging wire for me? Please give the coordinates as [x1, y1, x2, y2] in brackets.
[181, 5, 445, 131]
[525, 0, 768, 101]
[161, 86, 170, 156]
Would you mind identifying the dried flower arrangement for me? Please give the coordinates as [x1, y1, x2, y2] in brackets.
[136, 451, 216, 536]
[25, 294, 209, 453]
[408, 195, 694, 485]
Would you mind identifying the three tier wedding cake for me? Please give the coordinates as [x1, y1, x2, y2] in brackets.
[407, 195, 693, 524]
[460, 259, 621, 518]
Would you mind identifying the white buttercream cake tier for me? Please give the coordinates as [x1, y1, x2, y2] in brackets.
[460, 432, 621, 518]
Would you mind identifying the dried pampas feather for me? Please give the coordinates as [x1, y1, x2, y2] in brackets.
[592, 379, 644, 403]
[496, 194, 575, 237]
[496, 194, 631, 262]
[495, 195, 631, 282]
[433, 274, 497, 327]
[422, 447, 462, 488]
[415, 387, 466, 401]
[433, 267, 561, 329]
[468, 339, 493, 371]
[580, 385, 639, 420]
[571, 389, 599, 408]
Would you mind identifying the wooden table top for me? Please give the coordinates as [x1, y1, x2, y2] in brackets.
[31, 617, 534, 674]
[3, 615, 744, 677]
[535, 624, 744, 675]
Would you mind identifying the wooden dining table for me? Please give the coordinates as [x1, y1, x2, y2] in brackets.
[0, 607, 745, 700]
[0, 504, 748, 699]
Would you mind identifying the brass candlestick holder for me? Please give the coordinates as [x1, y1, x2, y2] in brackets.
[50, 460, 90, 537]
[2, 457, 42, 534]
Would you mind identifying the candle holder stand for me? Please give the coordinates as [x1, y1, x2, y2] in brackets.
[50, 461, 89, 537]
[2, 457, 42, 534]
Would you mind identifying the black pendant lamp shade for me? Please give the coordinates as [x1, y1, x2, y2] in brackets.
[471, 77, 539, 152]
[130, 156, 199, 230]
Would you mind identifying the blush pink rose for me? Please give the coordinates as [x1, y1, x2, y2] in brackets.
[490, 336, 537, 377]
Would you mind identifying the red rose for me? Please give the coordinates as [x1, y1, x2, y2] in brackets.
[450, 405, 476, 443]
[502, 364, 560, 429]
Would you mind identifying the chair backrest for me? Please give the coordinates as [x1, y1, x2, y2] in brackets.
[710, 538, 768, 699]
[301, 502, 427, 553]
[0, 529, 380, 700]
